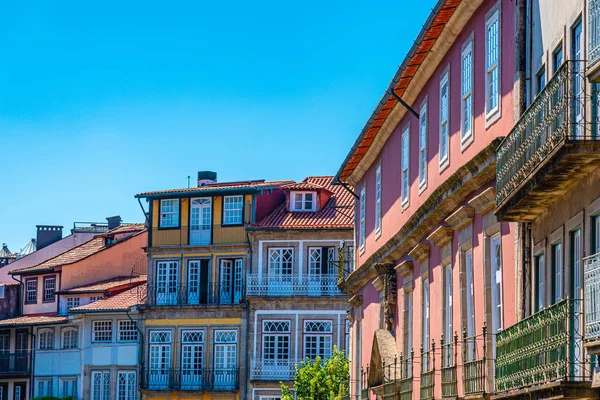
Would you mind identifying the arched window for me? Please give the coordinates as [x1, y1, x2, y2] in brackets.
[62, 328, 78, 349]
[38, 329, 55, 350]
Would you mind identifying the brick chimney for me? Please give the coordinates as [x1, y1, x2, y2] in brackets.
[36, 225, 63, 250]
[197, 171, 217, 187]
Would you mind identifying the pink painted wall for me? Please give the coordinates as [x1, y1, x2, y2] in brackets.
[255, 189, 286, 223]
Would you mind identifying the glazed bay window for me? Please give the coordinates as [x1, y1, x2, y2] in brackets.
[375, 163, 382, 233]
[39, 329, 55, 350]
[485, 8, 500, 118]
[401, 126, 410, 205]
[292, 192, 316, 212]
[223, 195, 244, 225]
[118, 320, 138, 342]
[26, 279, 37, 303]
[419, 101, 428, 189]
[461, 39, 473, 145]
[359, 186, 366, 249]
[44, 276, 55, 302]
[160, 199, 179, 228]
[304, 320, 333, 360]
[62, 327, 78, 349]
[439, 70, 450, 166]
[93, 320, 113, 343]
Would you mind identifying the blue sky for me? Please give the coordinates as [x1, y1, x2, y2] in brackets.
[0, 1, 434, 249]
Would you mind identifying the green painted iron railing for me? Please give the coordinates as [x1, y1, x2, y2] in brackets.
[441, 333, 458, 398]
[420, 340, 435, 400]
[380, 350, 414, 400]
[585, 252, 600, 339]
[462, 326, 487, 395]
[495, 299, 588, 392]
[361, 366, 369, 400]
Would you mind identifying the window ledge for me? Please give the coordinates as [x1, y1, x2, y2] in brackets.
[460, 135, 474, 152]
[485, 107, 501, 129]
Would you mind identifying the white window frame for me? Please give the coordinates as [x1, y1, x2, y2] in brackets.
[62, 327, 78, 349]
[418, 99, 428, 191]
[118, 320, 138, 343]
[439, 68, 450, 169]
[490, 234, 503, 333]
[67, 297, 80, 310]
[485, 6, 501, 123]
[401, 125, 410, 207]
[303, 320, 333, 361]
[444, 265, 453, 365]
[404, 289, 413, 368]
[117, 370, 137, 400]
[552, 241, 563, 304]
[421, 278, 430, 371]
[536, 253, 546, 312]
[291, 191, 317, 212]
[37, 378, 53, 397]
[59, 377, 77, 399]
[461, 38, 474, 147]
[91, 370, 111, 400]
[375, 163, 382, 234]
[38, 328, 55, 350]
[160, 199, 180, 228]
[359, 186, 366, 250]
[223, 195, 244, 225]
[262, 320, 291, 363]
[44, 276, 56, 302]
[26, 279, 37, 303]
[92, 320, 113, 343]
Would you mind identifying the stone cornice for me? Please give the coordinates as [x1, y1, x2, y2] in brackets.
[338, 139, 500, 296]
[349, 295, 363, 307]
[468, 187, 496, 214]
[373, 276, 385, 292]
[426, 225, 453, 247]
[374, 263, 395, 275]
[395, 260, 414, 278]
[445, 206, 475, 230]
[408, 243, 430, 263]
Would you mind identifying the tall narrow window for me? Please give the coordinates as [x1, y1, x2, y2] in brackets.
[160, 199, 179, 228]
[401, 126, 410, 205]
[262, 321, 290, 369]
[593, 214, 600, 254]
[439, 71, 450, 166]
[485, 8, 500, 118]
[304, 321, 333, 360]
[180, 330, 203, 389]
[375, 163, 382, 234]
[461, 40, 474, 144]
[553, 45, 563, 74]
[465, 249, 475, 361]
[535, 254, 545, 312]
[552, 242, 563, 303]
[536, 66, 546, 95]
[117, 371, 136, 400]
[404, 290, 413, 376]
[359, 186, 366, 249]
[91, 371, 110, 400]
[572, 21, 584, 139]
[419, 101, 428, 188]
[26, 279, 37, 303]
[443, 265, 453, 366]
[60, 377, 77, 399]
[490, 234, 503, 334]
[44, 276, 56, 302]
[421, 278, 430, 371]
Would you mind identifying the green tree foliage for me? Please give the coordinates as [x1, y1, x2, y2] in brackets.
[281, 345, 349, 400]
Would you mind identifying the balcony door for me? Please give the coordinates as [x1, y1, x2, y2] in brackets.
[572, 21, 584, 139]
[213, 330, 237, 389]
[15, 330, 28, 373]
[156, 261, 178, 305]
[181, 330, 204, 390]
[219, 260, 243, 304]
[0, 331, 8, 372]
[267, 248, 293, 296]
[187, 260, 209, 305]
[308, 247, 336, 296]
[190, 198, 211, 245]
[570, 228, 583, 378]
[149, 331, 171, 389]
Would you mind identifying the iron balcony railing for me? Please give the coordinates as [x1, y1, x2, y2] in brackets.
[147, 283, 244, 307]
[585, 252, 600, 339]
[495, 299, 589, 392]
[462, 326, 487, 396]
[250, 358, 299, 381]
[246, 274, 343, 297]
[420, 341, 435, 400]
[0, 352, 32, 374]
[151, 224, 248, 247]
[591, 0, 600, 64]
[381, 351, 414, 400]
[496, 60, 597, 207]
[361, 366, 370, 400]
[140, 368, 239, 391]
[440, 334, 458, 398]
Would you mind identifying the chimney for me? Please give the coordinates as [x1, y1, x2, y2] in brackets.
[36, 225, 63, 250]
[197, 171, 217, 187]
[106, 216, 122, 230]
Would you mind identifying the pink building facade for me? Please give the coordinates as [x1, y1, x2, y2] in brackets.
[336, 1, 517, 399]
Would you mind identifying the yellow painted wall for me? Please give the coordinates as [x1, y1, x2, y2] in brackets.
[151, 195, 251, 247]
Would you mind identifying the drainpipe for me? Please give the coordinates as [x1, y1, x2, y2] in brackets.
[126, 306, 144, 398]
[243, 229, 253, 400]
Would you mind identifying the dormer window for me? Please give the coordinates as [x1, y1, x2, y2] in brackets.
[291, 192, 316, 212]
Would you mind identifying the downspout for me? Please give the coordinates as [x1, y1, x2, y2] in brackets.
[126, 306, 144, 397]
[243, 229, 253, 400]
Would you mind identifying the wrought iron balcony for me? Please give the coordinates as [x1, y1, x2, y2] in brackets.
[147, 283, 244, 307]
[462, 327, 487, 396]
[440, 334, 458, 398]
[246, 274, 342, 297]
[249, 358, 299, 381]
[495, 299, 589, 393]
[590, 0, 600, 77]
[380, 352, 414, 400]
[420, 342, 435, 400]
[0, 352, 32, 374]
[361, 366, 370, 400]
[140, 368, 239, 391]
[585, 252, 600, 340]
[496, 60, 600, 221]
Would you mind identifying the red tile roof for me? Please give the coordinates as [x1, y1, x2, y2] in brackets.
[336, 0, 461, 182]
[0, 315, 67, 327]
[58, 275, 147, 294]
[252, 176, 354, 230]
[10, 225, 146, 275]
[70, 285, 146, 312]
[281, 181, 333, 192]
[136, 180, 294, 198]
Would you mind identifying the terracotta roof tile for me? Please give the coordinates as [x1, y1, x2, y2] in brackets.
[253, 176, 354, 230]
[136, 180, 294, 197]
[11, 225, 146, 275]
[58, 275, 147, 294]
[0, 315, 67, 327]
[70, 285, 146, 312]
